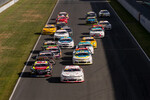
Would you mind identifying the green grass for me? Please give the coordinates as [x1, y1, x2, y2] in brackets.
[0, 0, 57, 100]
[109, 0, 150, 58]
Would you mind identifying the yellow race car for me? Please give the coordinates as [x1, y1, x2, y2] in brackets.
[81, 37, 97, 48]
[42, 24, 56, 35]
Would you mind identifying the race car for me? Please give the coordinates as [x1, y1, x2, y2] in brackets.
[91, 25, 104, 30]
[46, 46, 62, 59]
[30, 61, 53, 77]
[42, 41, 57, 50]
[99, 10, 110, 17]
[76, 41, 94, 54]
[90, 28, 105, 38]
[98, 20, 112, 30]
[73, 50, 93, 64]
[58, 12, 69, 19]
[57, 37, 74, 48]
[61, 26, 73, 36]
[86, 11, 97, 18]
[60, 65, 84, 82]
[86, 17, 98, 24]
[42, 24, 56, 35]
[56, 22, 67, 30]
[81, 37, 97, 48]
[54, 29, 69, 40]
[56, 16, 68, 24]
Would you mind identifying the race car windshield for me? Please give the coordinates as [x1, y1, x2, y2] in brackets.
[60, 39, 72, 41]
[45, 43, 56, 45]
[78, 45, 86, 48]
[75, 53, 89, 56]
[49, 48, 59, 51]
[92, 29, 102, 31]
[94, 26, 103, 28]
[84, 39, 94, 41]
[64, 68, 81, 72]
[58, 17, 66, 19]
[101, 11, 108, 13]
[59, 14, 67, 16]
[39, 54, 53, 57]
[87, 14, 96, 17]
[65, 29, 72, 32]
[57, 31, 66, 34]
[100, 22, 109, 25]
[35, 64, 49, 67]
[46, 26, 55, 28]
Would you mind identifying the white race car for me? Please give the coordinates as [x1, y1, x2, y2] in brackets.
[99, 10, 110, 17]
[54, 29, 69, 40]
[98, 20, 112, 30]
[57, 37, 74, 48]
[73, 50, 93, 64]
[86, 11, 97, 18]
[60, 65, 84, 82]
[90, 28, 105, 38]
[76, 42, 94, 54]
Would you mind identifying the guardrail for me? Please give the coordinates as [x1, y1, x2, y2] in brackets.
[0, 0, 19, 13]
[117, 0, 150, 32]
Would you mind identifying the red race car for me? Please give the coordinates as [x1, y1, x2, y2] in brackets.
[56, 16, 68, 24]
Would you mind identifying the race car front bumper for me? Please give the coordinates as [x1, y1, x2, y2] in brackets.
[61, 77, 84, 83]
[73, 59, 92, 64]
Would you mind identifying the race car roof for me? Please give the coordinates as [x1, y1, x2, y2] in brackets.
[82, 37, 94, 39]
[34, 61, 48, 64]
[60, 37, 72, 39]
[99, 20, 109, 23]
[56, 29, 67, 32]
[87, 11, 95, 14]
[46, 46, 58, 49]
[78, 41, 91, 44]
[64, 65, 80, 69]
[44, 41, 56, 43]
[76, 47, 88, 50]
[45, 24, 55, 27]
[59, 12, 68, 14]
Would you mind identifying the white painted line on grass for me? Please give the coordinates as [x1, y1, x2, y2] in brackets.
[9, 0, 60, 100]
[108, 1, 150, 61]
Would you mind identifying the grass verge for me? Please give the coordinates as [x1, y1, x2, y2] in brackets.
[109, 0, 150, 58]
[0, 0, 57, 99]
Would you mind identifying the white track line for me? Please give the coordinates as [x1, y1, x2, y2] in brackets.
[9, 0, 59, 100]
[108, 1, 150, 62]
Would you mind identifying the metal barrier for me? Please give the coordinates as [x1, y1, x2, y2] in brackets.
[0, 0, 19, 13]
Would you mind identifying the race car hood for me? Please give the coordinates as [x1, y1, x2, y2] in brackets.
[90, 31, 104, 34]
[87, 19, 96, 21]
[62, 71, 83, 77]
[59, 41, 71, 43]
[74, 55, 90, 58]
[34, 66, 48, 70]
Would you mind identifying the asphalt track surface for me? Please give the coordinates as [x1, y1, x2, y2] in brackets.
[0, 0, 10, 6]
[10, 0, 150, 100]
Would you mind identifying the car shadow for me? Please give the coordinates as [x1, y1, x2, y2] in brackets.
[46, 77, 61, 83]
[30, 50, 41, 54]
[24, 61, 35, 66]
[78, 18, 86, 20]
[64, 52, 73, 55]
[78, 23, 86, 25]
[34, 32, 41, 35]
[18, 72, 31, 78]
[60, 56, 73, 65]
